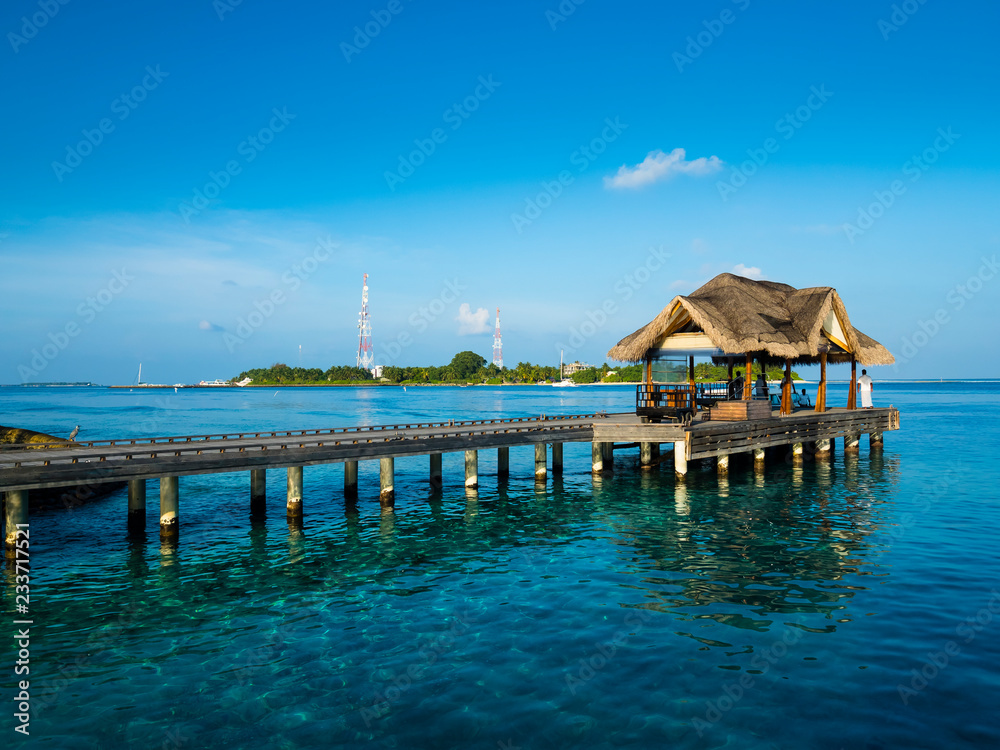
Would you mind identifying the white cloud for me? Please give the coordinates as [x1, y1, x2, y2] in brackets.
[604, 148, 723, 189]
[732, 264, 765, 280]
[455, 303, 490, 335]
[199, 320, 224, 332]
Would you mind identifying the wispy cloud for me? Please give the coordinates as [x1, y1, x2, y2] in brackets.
[455, 303, 490, 335]
[605, 148, 723, 189]
[199, 320, 225, 332]
[732, 263, 765, 280]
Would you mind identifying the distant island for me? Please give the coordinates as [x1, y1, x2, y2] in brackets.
[233, 352, 801, 386]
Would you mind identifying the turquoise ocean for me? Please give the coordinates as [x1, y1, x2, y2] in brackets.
[2, 382, 999, 749]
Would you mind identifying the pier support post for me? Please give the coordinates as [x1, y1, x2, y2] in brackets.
[552, 443, 563, 475]
[497, 447, 509, 479]
[792, 442, 804, 464]
[250, 469, 266, 518]
[430, 453, 443, 489]
[652, 443, 660, 462]
[159, 476, 179, 540]
[344, 461, 358, 497]
[870, 431, 884, 451]
[815, 438, 831, 460]
[286, 466, 303, 520]
[673, 440, 687, 478]
[591, 442, 604, 474]
[380, 457, 395, 507]
[640, 442, 653, 469]
[845, 433, 860, 454]
[465, 450, 479, 489]
[4, 490, 28, 560]
[717, 454, 729, 474]
[535, 443, 547, 480]
[753, 448, 765, 473]
[603, 442, 614, 473]
[128, 479, 146, 534]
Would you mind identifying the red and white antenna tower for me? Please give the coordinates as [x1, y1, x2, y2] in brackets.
[492, 306, 503, 368]
[356, 273, 374, 371]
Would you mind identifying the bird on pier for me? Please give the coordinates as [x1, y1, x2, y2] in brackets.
[68, 425, 80, 441]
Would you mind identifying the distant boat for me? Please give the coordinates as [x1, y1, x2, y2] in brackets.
[553, 350, 577, 388]
[198, 379, 230, 386]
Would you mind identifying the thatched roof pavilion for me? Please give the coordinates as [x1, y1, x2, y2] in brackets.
[608, 273, 894, 414]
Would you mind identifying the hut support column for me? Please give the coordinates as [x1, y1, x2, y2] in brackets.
[815, 352, 828, 412]
[781, 360, 792, 415]
[344, 461, 358, 497]
[673, 440, 687, 477]
[128, 479, 146, 534]
[591, 442, 604, 474]
[380, 458, 395, 506]
[753, 448, 765, 473]
[497, 447, 509, 479]
[430, 453, 442, 489]
[286, 467, 303, 520]
[534, 444, 547, 480]
[743, 353, 753, 400]
[159, 476, 179, 540]
[465, 450, 479, 489]
[689, 355, 697, 413]
[848, 357, 857, 410]
[4, 490, 28, 560]
[552, 443, 563, 475]
[870, 432, 884, 451]
[717, 454, 729, 474]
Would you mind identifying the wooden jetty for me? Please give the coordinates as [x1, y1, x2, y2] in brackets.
[1, 406, 898, 556]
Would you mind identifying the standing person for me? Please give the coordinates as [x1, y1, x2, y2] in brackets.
[857, 368, 874, 408]
[729, 370, 744, 399]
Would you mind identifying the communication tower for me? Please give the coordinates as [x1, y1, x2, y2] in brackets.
[492, 307, 503, 368]
[356, 274, 374, 371]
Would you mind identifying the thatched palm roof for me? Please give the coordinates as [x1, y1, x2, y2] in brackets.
[607, 273, 894, 365]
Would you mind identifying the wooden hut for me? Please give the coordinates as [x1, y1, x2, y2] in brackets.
[607, 273, 894, 421]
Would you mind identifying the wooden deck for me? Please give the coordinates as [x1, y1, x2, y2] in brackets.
[0, 407, 899, 493]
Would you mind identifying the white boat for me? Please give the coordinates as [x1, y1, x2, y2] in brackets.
[553, 350, 577, 387]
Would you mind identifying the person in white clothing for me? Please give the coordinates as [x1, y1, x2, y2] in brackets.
[857, 369, 874, 408]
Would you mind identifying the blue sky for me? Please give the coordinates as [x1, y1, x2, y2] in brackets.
[2, 0, 998, 384]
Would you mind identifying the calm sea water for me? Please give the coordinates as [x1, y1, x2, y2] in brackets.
[3, 382, 1000, 749]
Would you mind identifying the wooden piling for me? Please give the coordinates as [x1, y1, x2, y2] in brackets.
[552, 442, 563, 475]
[3, 490, 28, 560]
[717, 453, 729, 474]
[380, 457, 395, 506]
[603, 441, 614, 473]
[673, 440, 687, 477]
[344, 460, 358, 497]
[845, 433, 860, 454]
[128, 479, 146, 534]
[534, 443, 547, 479]
[870, 431, 883, 451]
[465, 450, 479, 489]
[792, 442, 804, 464]
[286, 466, 303, 520]
[640, 442, 654, 469]
[430, 453, 443, 489]
[497, 447, 509, 479]
[753, 448, 765, 473]
[159, 476, 179, 540]
[815, 438, 832, 460]
[250, 469, 266, 518]
[591, 442, 604, 474]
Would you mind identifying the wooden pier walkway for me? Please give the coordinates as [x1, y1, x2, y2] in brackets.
[2, 407, 898, 555]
